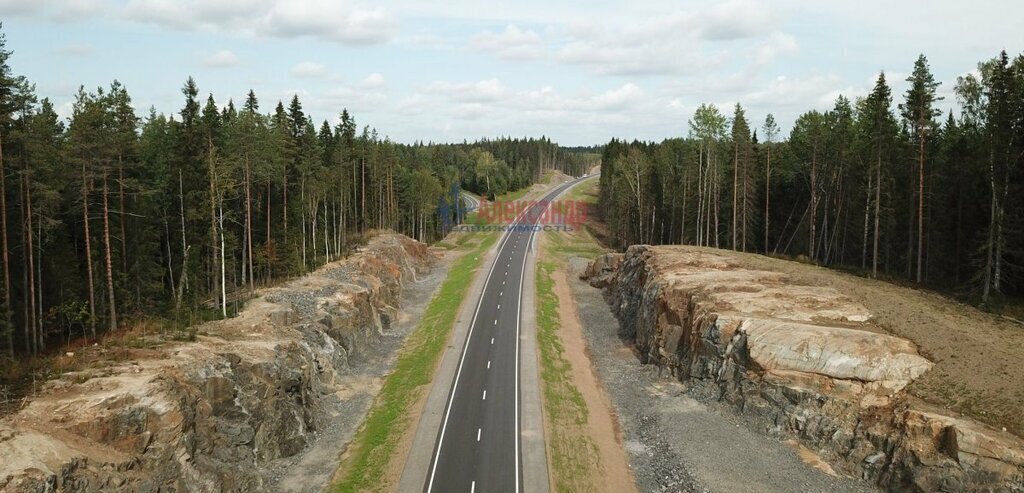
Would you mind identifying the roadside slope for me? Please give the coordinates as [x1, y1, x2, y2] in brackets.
[0, 233, 436, 492]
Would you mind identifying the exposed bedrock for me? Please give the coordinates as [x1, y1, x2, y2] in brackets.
[585, 245, 1024, 492]
[0, 233, 433, 492]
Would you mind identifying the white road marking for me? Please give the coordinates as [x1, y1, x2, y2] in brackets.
[428, 179, 586, 493]
[499, 291, 503, 296]
[487, 360, 491, 369]
[477, 428, 481, 442]
[482, 390, 487, 400]
[426, 200, 530, 493]
[494, 319, 497, 325]
[497, 304, 501, 309]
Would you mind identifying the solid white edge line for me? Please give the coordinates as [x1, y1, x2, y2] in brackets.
[515, 178, 588, 493]
[429, 178, 586, 493]
[425, 201, 528, 493]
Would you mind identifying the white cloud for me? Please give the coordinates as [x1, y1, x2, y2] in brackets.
[469, 25, 544, 61]
[0, 0, 105, 20]
[201, 49, 240, 68]
[290, 61, 325, 78]
[451, 103, 490, 120]
[56, 43, 93, 57]
[755, 32, 800, 66]
[395, 93, 429, 116]
[425, 78, 509, 103]
[123, 0, 396, 44]
[361, 73, 386, 89]
[698, 0, 776, 41]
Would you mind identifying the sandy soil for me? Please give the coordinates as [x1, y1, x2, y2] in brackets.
[550, 268, 638, 493]
[709, 248, 1024, 438]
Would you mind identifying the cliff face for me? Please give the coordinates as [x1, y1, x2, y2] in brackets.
[0, 233, 434, 492]
[586, 246, 1024, 492]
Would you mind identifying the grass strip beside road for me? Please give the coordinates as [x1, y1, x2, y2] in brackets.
[331, 232, 498, 493]
[536, 257, 600, 492]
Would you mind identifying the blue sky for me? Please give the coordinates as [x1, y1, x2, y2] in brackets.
[2, 0, 1022, 145]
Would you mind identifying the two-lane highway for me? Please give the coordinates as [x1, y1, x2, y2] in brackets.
[426, 179, 584, 493]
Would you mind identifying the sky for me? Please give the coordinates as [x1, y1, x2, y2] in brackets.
[2, 0, 1022, 146]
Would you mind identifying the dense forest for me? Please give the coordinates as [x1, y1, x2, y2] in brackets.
[0, 26, 585, 358]
[599, 52, 1024, 306]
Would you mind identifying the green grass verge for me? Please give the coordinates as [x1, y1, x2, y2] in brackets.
[536, 257, 600, 492]
[330, 232, 498, 493]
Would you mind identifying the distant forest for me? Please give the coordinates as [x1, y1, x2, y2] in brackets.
[599, 52, 1024, 307]
[0, 26, 588, 358]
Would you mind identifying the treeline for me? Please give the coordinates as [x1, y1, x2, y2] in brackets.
[600, 51, 1024, 305]
[0, 26, 578, 358]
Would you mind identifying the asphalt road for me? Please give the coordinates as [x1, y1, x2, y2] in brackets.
[426, 179, 584, 493]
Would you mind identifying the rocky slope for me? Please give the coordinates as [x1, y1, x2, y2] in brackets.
[0, 233, 434, 492]
[585, 245, 1024, 492]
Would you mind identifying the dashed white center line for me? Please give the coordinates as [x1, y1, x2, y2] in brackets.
[477, 428, 481, 442]
[494, 319, 498, 325]
[499, 291, 502, 297]
[505, 271, 508, 276]
[471, 481, 476, 493]
[497, 304, 501, 309]
[490, 337, 494, 344]
[487, 360, 491, 369]
[482, 390, 487, 400]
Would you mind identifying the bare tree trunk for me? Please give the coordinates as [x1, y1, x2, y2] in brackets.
[862, 172, 871, 269]
[84, 162, 96, 336]
[982, 149, 996, 304]
[218, 203, 226, 319]
[118, 158, 127, 274]
[283, 163, 288, 250]
[324, 199, 331, 262]
[207, 136, 219, 314]
[732, 140, 738, 250]
[267, 180, 272, 281]
[178, 170, 188, 297]
[301, 179, 307, 269]
[872, 152, 882, 279]
[244, 158, 254, 290]
[809, 148, 818, 261]
[163, 209, 175, 299]
[0, 131, 11, 355]
[916, 135, 925, 282]
[102, 172, 117, 333]
[361, 156, 366, 233]
[765, 143, 771, 254]
[22, 173, 36, 354]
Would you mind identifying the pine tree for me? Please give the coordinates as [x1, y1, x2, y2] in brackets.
[900, 55, 943, 283]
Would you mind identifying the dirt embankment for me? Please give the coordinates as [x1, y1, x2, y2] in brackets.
[585, 245, 1024, 492]
[0, 233, 438, 492]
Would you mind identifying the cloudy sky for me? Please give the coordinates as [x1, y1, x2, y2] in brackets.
[2, 0, 1022, 145]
